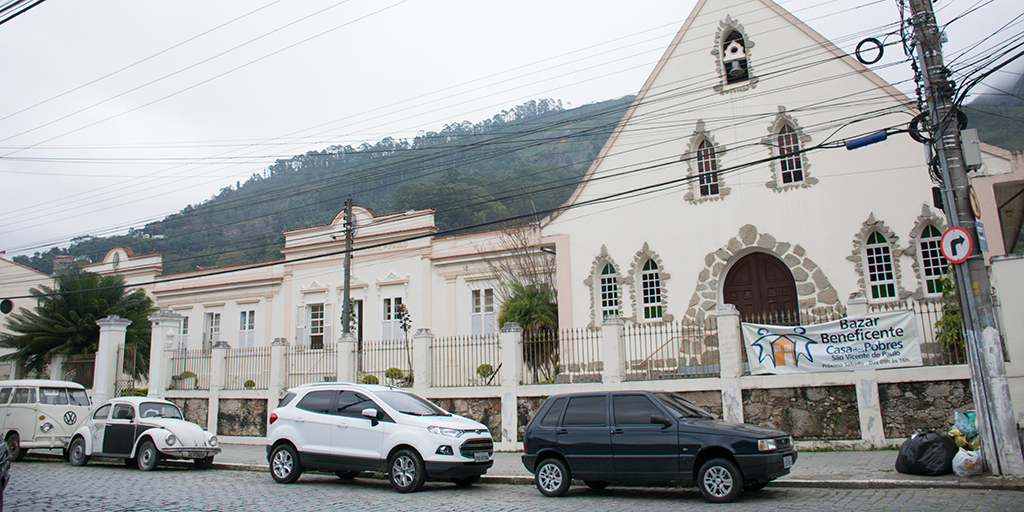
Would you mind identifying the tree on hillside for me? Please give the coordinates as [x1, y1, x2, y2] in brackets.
[0, 268, 156, 379]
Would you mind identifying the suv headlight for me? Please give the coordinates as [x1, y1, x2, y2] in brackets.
[758, 438, 778, 451]
[427, 426, 463, 438]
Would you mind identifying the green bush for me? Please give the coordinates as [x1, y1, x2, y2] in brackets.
[362, 374, 379, 385]
[476, 364, 495, 379]
[384, 367, 404, 380]
[243, 379, 256, 389]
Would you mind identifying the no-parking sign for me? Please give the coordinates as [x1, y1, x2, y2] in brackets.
[941, 227, 972, 264]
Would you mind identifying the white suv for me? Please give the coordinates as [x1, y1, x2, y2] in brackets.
[266, 382, 494, 492]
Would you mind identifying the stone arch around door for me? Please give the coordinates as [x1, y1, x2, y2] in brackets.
[684, 224, 844, 323]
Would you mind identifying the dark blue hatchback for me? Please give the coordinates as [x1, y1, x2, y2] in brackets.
[521, 391, 797, 503]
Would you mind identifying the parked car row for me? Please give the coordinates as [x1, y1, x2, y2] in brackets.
[1, 380, 798, 504]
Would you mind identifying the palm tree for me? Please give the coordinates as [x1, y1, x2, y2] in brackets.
[498, 282, 558, 382]
[0, 267, 156, 379]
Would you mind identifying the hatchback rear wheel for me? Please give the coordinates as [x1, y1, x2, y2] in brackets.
[535, 458, 571, 497]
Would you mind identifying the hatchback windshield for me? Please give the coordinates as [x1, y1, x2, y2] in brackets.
[139, 402, 184, 419]
[374, 390, 449, 416]
[653, 392, 716, 419]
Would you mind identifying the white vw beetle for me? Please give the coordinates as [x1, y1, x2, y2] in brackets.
[67, 396, 220, 470]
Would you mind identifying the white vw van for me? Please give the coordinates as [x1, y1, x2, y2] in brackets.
[0, 379, 92, 461]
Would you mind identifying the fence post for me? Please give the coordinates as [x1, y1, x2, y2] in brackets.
[498, 322, 523, 451]
[268, 338, 289, 411]
[847, 292, 869, 316]
[601, 315, 625, 384]
[209, 341, 230, 436]
[94, 316, 131, 404]
[716, 304, 745, 423]
[337, 333, 356, 383]
[147, 311, 183, 398]
[49, 354, 66, 381]
[412, 329, 433, 395]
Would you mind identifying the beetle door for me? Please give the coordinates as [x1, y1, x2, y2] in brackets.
[102, 403, 137, 456]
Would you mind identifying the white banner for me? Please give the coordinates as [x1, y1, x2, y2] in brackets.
[741, 311, 923, 374]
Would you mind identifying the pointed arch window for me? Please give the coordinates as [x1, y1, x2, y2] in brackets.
[918, 225, 947, 296]
[641, 260, 663, 320]
[778, 125, 803, 184]
[865, 232, 896, 301]
[600, 263, 619, 319]
[697, 140, 719, 197]
[722, 31, 749, 84]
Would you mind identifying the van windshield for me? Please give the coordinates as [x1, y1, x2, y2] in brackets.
[68, 389, 90, 406]
[39, 387, 69, 405]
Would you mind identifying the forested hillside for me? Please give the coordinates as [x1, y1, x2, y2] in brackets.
[14, 97, 634, 275]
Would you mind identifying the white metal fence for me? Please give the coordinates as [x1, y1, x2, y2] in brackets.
[430, 335, 501, 387]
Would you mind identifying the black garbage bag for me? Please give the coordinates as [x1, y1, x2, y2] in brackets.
[895, 430, 957, 476]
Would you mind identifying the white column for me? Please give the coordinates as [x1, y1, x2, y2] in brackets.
[716, 304, 745, 423]
[49, 354, 66, 381]
[336, 333, 357, 383]
[208, 340, 230, 435]
[94, 316, 131, 405]
[600, 315, 625, 385]
[147, 310, 183, 398]
[412, 329, 433, 396]
[846, 292, 869, 316]
[498, 322, 523, 451]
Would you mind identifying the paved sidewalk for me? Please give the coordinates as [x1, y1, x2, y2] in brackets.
[214, 443, 1024, 490]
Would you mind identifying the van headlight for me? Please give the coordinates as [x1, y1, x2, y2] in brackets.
[427, 426, 463, 438]
[758, 438, 778, 451]
[40, 422, 54, 433]
[165, 434, 178, 446]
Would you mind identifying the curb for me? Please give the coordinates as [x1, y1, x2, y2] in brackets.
[28, 454, 1024, 491]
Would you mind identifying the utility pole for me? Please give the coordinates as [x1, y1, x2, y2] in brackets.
[909, 0, 1024, 476]
[341, 197, 355, 336]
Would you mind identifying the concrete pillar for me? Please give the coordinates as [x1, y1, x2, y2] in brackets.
[49, 354, 66, 381]
[208, 341, 230, 435]
[716, 304, 745, 423]
[267, 337, 289, 429]
[162, 345, 176, 399]
[147, 310, 183, 398]
[498, 322, 523, 451]
[853, 370, 886, 446]
[94, 316, 131, 405]
[336, 333, 357, 384]
[600, 315, 625, 384]
[412, 329, 433, 396]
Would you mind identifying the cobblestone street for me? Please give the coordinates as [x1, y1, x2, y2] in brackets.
[7, 460, 1024, 512]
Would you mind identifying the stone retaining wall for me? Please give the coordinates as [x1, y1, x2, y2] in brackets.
[743, 385, 860, 440]
[879, 379, 973, 438]
[217, 398, 268, 437]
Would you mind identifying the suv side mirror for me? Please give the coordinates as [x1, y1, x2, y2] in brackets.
[651, 414, 672, 429]
[363, 408, 380, 426]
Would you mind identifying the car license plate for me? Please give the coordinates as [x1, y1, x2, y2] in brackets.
[783, 455, 793, 468]
[474, 452, 490, 462]
[186, 452, 204, 459]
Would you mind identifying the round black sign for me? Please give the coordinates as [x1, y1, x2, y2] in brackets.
[0, 299, 12, 315]
[64, 411, 77, 425]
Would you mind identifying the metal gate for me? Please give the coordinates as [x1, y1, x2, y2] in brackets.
[115, 344, 137, 397]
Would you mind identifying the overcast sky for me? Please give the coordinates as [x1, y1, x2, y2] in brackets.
[1, 0, 1020, 259]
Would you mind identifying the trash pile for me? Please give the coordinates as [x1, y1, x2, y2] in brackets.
[895, 410, 982, 477]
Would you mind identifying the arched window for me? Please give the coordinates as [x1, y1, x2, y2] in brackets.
[865, 232, 896, 301]
[599, 263, 619, 319]
[918, 225, 947, 296]
[697, 140, 719, 197]
[641, 260, 663, 320]
[778, 125, 803, 184]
